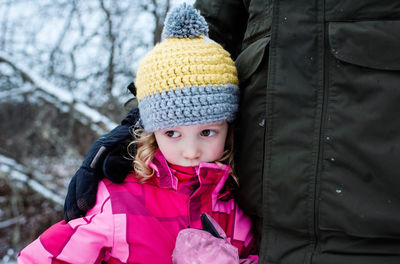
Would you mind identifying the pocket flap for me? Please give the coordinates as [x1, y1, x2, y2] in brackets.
[329, 21, 400, 71]
[235, 37, 270, 82]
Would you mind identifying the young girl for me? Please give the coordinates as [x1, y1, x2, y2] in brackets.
[18, 4, 258, 263]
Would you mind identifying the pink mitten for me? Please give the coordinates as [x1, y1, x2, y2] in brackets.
[172, 213, 239, 264]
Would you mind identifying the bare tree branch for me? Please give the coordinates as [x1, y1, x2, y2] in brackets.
[0, 216, 25, 229]
[0, 154, 64, 206]
[0, 0, 11, 50]
[0, 52, 118, 135]
[151, 0, 171, 45]
[99, 0, 116, 94]
[48, 1, 77, 75]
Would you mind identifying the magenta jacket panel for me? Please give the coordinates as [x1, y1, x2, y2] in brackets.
[18, 151, 258, 264]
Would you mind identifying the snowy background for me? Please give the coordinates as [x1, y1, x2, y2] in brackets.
[0, 0, 193, 262]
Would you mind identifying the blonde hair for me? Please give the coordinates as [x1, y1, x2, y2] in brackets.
[127, 124, 237, 183]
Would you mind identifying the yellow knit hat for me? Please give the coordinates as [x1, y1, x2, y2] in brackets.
[135, 4, 239, 132]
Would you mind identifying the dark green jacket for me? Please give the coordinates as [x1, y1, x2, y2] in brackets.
[195, 0, 400, 263]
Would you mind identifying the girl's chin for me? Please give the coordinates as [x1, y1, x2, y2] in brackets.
[177, 162, 200, 167]
[170, 161, 203, 167]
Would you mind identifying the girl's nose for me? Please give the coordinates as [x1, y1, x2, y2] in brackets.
[182, 142, 201, 160]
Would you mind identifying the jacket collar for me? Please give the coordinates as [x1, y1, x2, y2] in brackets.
[148, 149, 231, 193]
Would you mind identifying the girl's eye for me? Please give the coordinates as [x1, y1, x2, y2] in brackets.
[165, 130, 180, 138]
[200, 129, 216, 137]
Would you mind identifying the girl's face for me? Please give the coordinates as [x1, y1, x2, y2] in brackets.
[154, 121, 228, 167]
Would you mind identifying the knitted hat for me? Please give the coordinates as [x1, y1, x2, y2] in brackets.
[135, 3, 239, 132]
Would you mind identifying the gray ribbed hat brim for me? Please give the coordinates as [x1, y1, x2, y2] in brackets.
[139, 84, 239, 132]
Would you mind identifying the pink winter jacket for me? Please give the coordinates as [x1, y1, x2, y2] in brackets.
[18, 150, 258, 264]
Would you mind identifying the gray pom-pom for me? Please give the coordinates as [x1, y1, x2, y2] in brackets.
[162, 3, 209, 39]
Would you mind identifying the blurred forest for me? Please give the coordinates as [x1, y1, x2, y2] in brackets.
[0, 0, 191, 262]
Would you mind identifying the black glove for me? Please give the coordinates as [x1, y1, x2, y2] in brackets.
[102, 137, 134, 183]
[64, 108, 140, 222]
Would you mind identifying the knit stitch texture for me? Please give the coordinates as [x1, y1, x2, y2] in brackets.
[135, 4, 239, 132]
[162, 3, 209, 39]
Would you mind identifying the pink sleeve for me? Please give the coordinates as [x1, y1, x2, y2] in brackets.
[240, 255, 259, 263]
[231, 205, 259, 262]
[18, 181, 114, 264]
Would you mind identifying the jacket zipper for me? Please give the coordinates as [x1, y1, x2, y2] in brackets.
[187, 183, 201, 228]
[311, 0, 327, 261]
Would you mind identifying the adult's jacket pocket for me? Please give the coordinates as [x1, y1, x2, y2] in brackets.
[319, 20, 400, 240]
[236, 37, 270, 82]
[329, 21, 400, 71]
